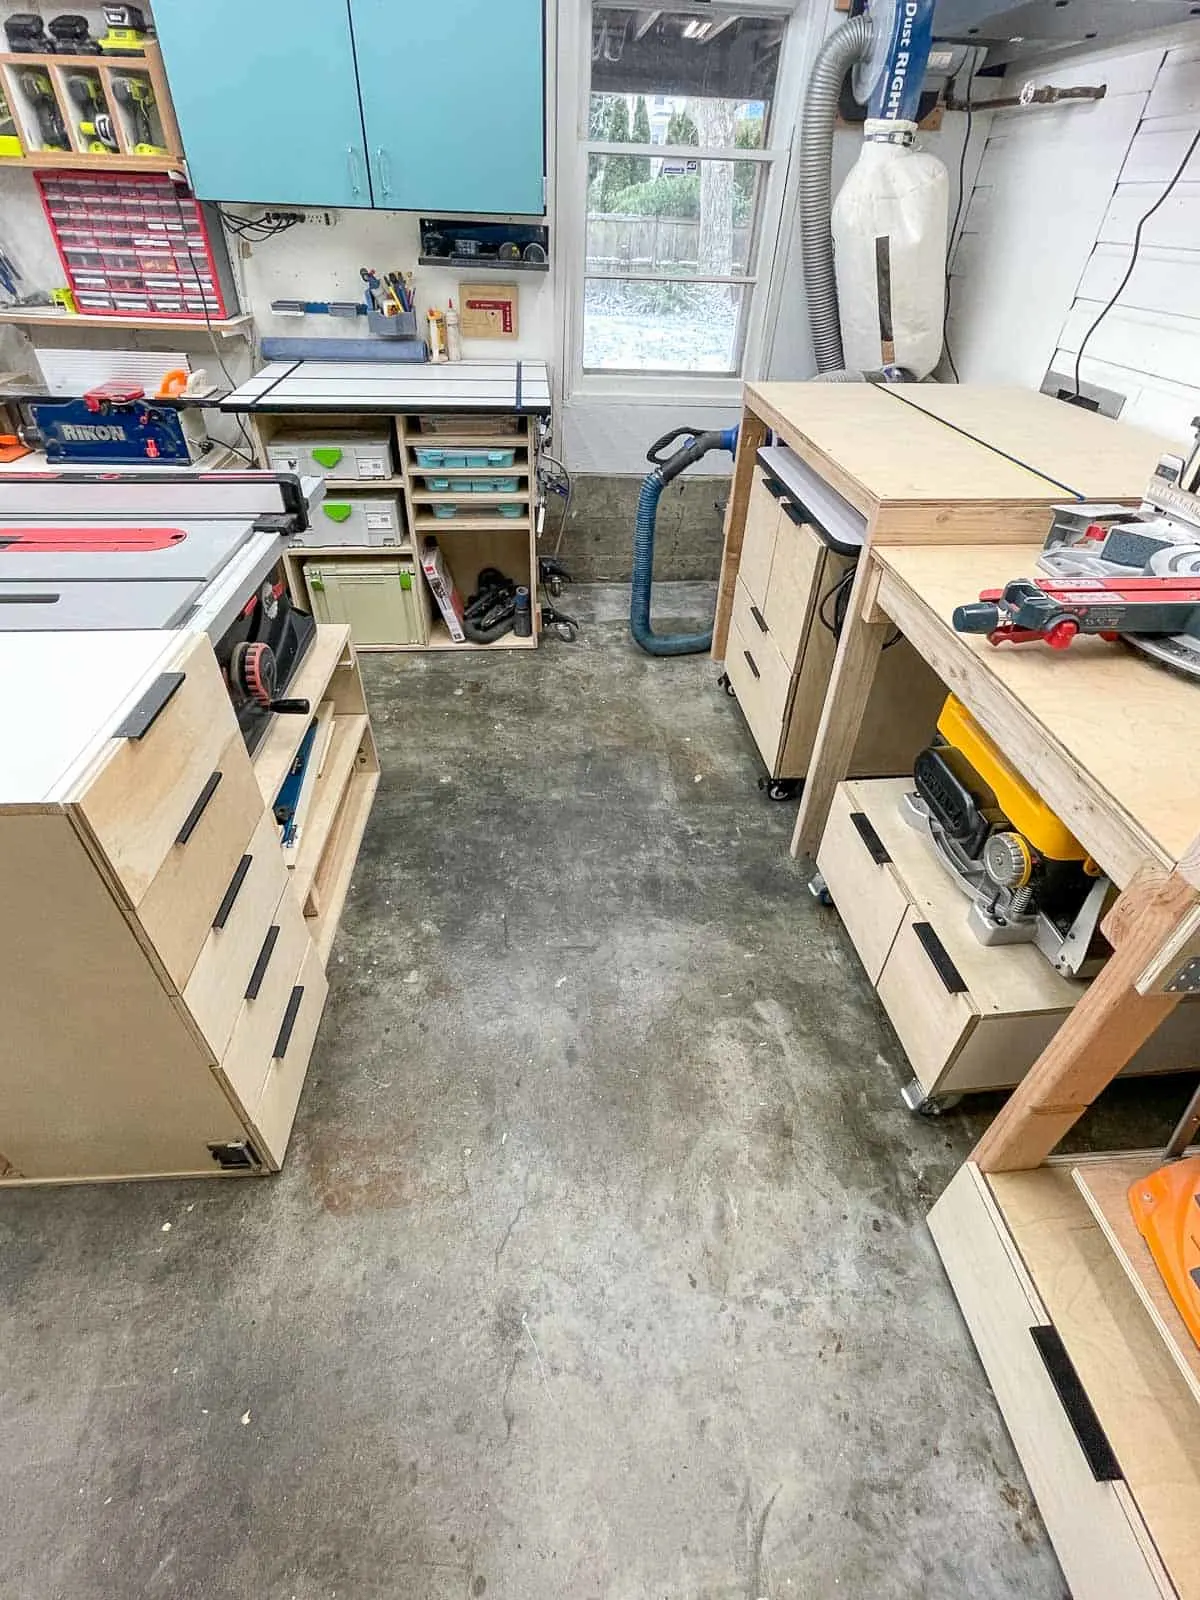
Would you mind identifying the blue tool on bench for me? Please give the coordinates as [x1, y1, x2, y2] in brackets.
[30, 383, 207, 465]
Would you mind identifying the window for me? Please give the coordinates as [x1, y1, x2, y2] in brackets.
[579, 6, 788, 379]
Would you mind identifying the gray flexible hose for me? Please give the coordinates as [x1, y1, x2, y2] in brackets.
[800, 14, 873, 373]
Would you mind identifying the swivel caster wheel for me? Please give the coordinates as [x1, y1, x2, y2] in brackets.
[901, 1077, 962, 1118]
[717, 671, 736, 699]
[807, 871, 833, 907]
[765, 778, 801, 803]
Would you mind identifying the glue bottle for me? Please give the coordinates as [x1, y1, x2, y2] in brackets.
[427, 307, 446, 363]
[445, 298, 462, 363]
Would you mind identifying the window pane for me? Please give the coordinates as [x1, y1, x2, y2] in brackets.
[590, 8, 784, 135]
[583, 279, 747, 374]
[587, 155, 763, 276]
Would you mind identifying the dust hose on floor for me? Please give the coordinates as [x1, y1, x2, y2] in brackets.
[630, 424, 738, 656]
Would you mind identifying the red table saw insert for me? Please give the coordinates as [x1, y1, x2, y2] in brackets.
[0, 527, 187, 552]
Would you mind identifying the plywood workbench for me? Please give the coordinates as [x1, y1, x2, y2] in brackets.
[718, 383, 1200, 1599]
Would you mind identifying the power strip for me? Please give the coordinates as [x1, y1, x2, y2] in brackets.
[261, 210, 339, 228]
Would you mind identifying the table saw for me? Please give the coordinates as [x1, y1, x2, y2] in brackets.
[0, 469, 321, 751]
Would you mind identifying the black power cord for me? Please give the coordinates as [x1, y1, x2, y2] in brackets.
[1072, 121, 1200, 398]
[942, 55, 978, 383]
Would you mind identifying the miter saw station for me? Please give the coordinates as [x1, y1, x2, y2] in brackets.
[0, 470, 322, 754]
[953, 420, 1200, 677]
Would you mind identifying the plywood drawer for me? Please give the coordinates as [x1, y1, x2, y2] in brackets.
[137, 734, 268, 989]
[816, 782, 909, 983]
[219, 882, 312, 1123]
[876, 909, 978, 1088]
[184, 809, 291, 1059]
[245, 942, 328, 1169]
[726, 581, 794, 767]
[738, 467, 784, 609]
[71, 634, 243, 904]
[763, 508, 824, 669]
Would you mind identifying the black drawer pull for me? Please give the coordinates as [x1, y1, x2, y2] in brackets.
[273, 985, 305, 1059]
[1030, 1325, 1121, 1482]
[762, 475, 785, 499]
[212, 854, 252, 930]
[175, 770, 222, 846]
[742, 649, 760, 680]
[780, 500, 807, 527]
[850, 811, 891, 866]
[749, 604, 768, 633]
[912, 921, 968, 994]
[245, 925, 279, 1001]
[114, 670, 185, 740]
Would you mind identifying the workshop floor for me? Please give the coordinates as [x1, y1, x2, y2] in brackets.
[4, 584, 1183, 1599]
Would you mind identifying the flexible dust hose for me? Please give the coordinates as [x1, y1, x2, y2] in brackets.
[800, 13, 874, 373]
[630, 425, 738, 656]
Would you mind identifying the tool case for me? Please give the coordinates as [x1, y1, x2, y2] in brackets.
[292, 494, 403, 548]
[267, 429, 394, 482]
[304, 558, 424, 647]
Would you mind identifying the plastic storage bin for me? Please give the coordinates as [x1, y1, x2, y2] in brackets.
[267, 428, 394, 481]
[413, 448, 468, 469]
[304, 558, 424, 647]
[431, 504, 460, 519]
[292, 495, 403, 548]
[422, 476, 451, 492]
[468, 477, 519, 494]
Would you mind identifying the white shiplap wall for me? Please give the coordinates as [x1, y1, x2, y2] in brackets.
[947, 29, 1200, 444]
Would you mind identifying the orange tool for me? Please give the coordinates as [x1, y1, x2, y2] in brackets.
[1129, 1155, 1200, 1348]
[0, 432, 31, 463]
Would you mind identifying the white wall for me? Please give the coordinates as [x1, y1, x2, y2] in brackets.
[947, 26, 1200, 443]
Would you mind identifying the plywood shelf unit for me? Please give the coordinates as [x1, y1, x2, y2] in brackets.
[1073, 1157, 1200, 1408]
[932, 1161, 1200, 1600]
[311, 766, 381, 966]
[0, 41, 184, 173]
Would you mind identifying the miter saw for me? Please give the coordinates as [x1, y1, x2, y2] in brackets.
[953, 418, 1200, 678]
[901, 694, 1111, 977]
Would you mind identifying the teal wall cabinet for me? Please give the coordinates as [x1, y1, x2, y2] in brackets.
[153, 0, 370, 208]
[153, 0, 546, 214]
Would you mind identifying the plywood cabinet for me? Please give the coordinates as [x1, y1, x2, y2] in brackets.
[0, 625, 377, 1185]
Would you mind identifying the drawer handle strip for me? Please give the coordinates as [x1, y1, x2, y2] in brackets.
[749, 604, 768, 634]
[742, 649, 760, 680]
[912, 921, 968, 995]
[114, 671, 185, 740]
[849, 811, 891, 866]
[273, 985, 305, 1060]
[780, 501, 806, 528]
[762, 475, 785, 499]
[245, 925, 279, 1001]
[1030, 1325, 1122, 1482]
[212, 854, 252, 931]
[176, 771, 222, 846]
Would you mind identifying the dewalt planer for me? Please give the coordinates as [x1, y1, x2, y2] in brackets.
[901, 695, 1110, 977]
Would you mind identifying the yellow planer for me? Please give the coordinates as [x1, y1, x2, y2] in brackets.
[901, 695, 1111, 976]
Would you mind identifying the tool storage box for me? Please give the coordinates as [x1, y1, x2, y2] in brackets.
[294, 494, 403, 548]
[305, 558, 424, 647]
[267, 429, 394, 482]
[817, 777, 1200, 1108]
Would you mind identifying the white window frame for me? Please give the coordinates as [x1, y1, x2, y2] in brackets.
[558, 0, 809, 407]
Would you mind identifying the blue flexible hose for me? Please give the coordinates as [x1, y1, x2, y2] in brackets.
[629, 470, 713, 655]
[629, 424, 738, 656]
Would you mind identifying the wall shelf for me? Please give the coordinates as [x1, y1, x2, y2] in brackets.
[418, 255, 549, 273]
[0, 310, 252, 335]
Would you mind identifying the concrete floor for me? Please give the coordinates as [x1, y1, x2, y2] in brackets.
[5, 584, 1185, 1599]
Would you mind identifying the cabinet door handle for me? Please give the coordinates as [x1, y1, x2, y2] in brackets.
[781, 500, 807, 528]
[742, 649, 760, 680]
[175, 771, 222, 847]
[245, 925, 279, 1001]
[347, 145, 363, 196]
[849, 811, 890, 866]
[749, 605, 768, 634]
[912, 921, 968, 995]
[762, 475, 785, 499]
[273, 985, 305, 1060]
[212, 854, 252, 930]
[114, 670, 185, 740]
[376, 146, 392, 199]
